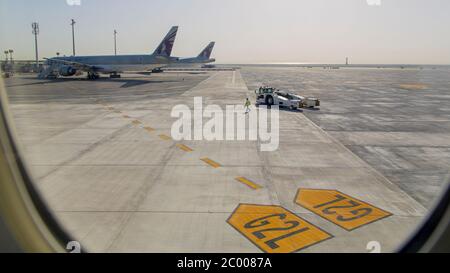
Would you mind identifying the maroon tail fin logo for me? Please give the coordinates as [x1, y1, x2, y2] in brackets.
[198, 42, 215, 59]
[154, 26, 178, 56]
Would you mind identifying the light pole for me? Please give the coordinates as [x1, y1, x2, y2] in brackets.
[3, 51, 8, 72]
[8, 49, 13, 63]
[32, 22, 39, 70]
[71, 19, 76, 56]
[114, 29, 117, 56]
[8, 49, 13, 73]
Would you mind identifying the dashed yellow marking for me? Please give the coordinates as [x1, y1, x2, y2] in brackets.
[398, 83, 428, 90]
[200, 157, 221, 168]
[235, 177, 262, 190]
[122, 115, 131, 119]
[227, 204, 333, 253]
[132, 120, 142, 126]
[295, 189, 392, 231]
[158, 134, 172, 141]
[176, 144, 193, 152]
[144, 126, 155, 133]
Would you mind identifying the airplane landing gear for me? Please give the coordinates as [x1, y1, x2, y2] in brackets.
[87, 72, 100, 80]
[110, 73, 121, 79]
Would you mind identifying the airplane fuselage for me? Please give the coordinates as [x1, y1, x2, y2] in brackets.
[39, 26, 179, 79]
[53, 54, 170, 73]
[168, 57, 216, 68]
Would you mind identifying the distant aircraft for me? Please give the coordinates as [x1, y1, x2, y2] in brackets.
[40, 26, 179, 80]
[170, 42, 216, 68]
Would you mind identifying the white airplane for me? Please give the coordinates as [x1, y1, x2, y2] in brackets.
[40, 26, 179, 80]
[172, 42, 216, 67]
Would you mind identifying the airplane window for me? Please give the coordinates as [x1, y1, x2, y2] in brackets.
[1, 0, 449, 254]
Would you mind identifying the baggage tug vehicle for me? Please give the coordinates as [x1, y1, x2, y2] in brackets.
[255, 86, 320, 110]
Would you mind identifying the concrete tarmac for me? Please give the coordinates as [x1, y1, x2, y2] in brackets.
[242, 66, 450, 209]
[3, 68, 442, 252]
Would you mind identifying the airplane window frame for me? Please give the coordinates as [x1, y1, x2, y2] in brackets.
[0, 77, 75, 253]
[400, 182, 450, 253]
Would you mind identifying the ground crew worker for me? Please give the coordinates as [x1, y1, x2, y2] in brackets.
[245, 98, 251, 114]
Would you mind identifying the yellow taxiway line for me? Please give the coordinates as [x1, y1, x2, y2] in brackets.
[235, 177, 262, 190]
[176, 144, 194, 152]
[158, 134, 172, 141]
[201, 157, 222, 168]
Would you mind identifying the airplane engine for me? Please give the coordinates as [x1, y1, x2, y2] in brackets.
[58, 66, 77, 76]
[151, 68, 164, 73]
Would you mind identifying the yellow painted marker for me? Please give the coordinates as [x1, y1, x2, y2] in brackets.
[200, 158, 222, 168]
[132, 120, 142, 126]
[295, 189, 392, 231]
[235, 177, 262, 190]
[398, 83, 428, 90]
[158, 134, 172, 141]
[176, 144, 193, 152]
[144, 126, 155, 133]
[228, 204, 333, 253]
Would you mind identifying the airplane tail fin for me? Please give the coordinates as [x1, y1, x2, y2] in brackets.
[197, 42, 215, 59]
[153, 26, 178, 56]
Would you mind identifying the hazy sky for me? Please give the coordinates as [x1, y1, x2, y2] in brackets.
[0, 0, 449, 64]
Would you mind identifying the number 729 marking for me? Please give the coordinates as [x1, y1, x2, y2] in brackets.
[296, 189, 392, 231]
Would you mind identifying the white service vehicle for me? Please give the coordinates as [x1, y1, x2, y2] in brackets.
[255, 86, 320, 110]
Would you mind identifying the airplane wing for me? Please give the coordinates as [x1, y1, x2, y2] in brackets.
[44, 58, 98, 72]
